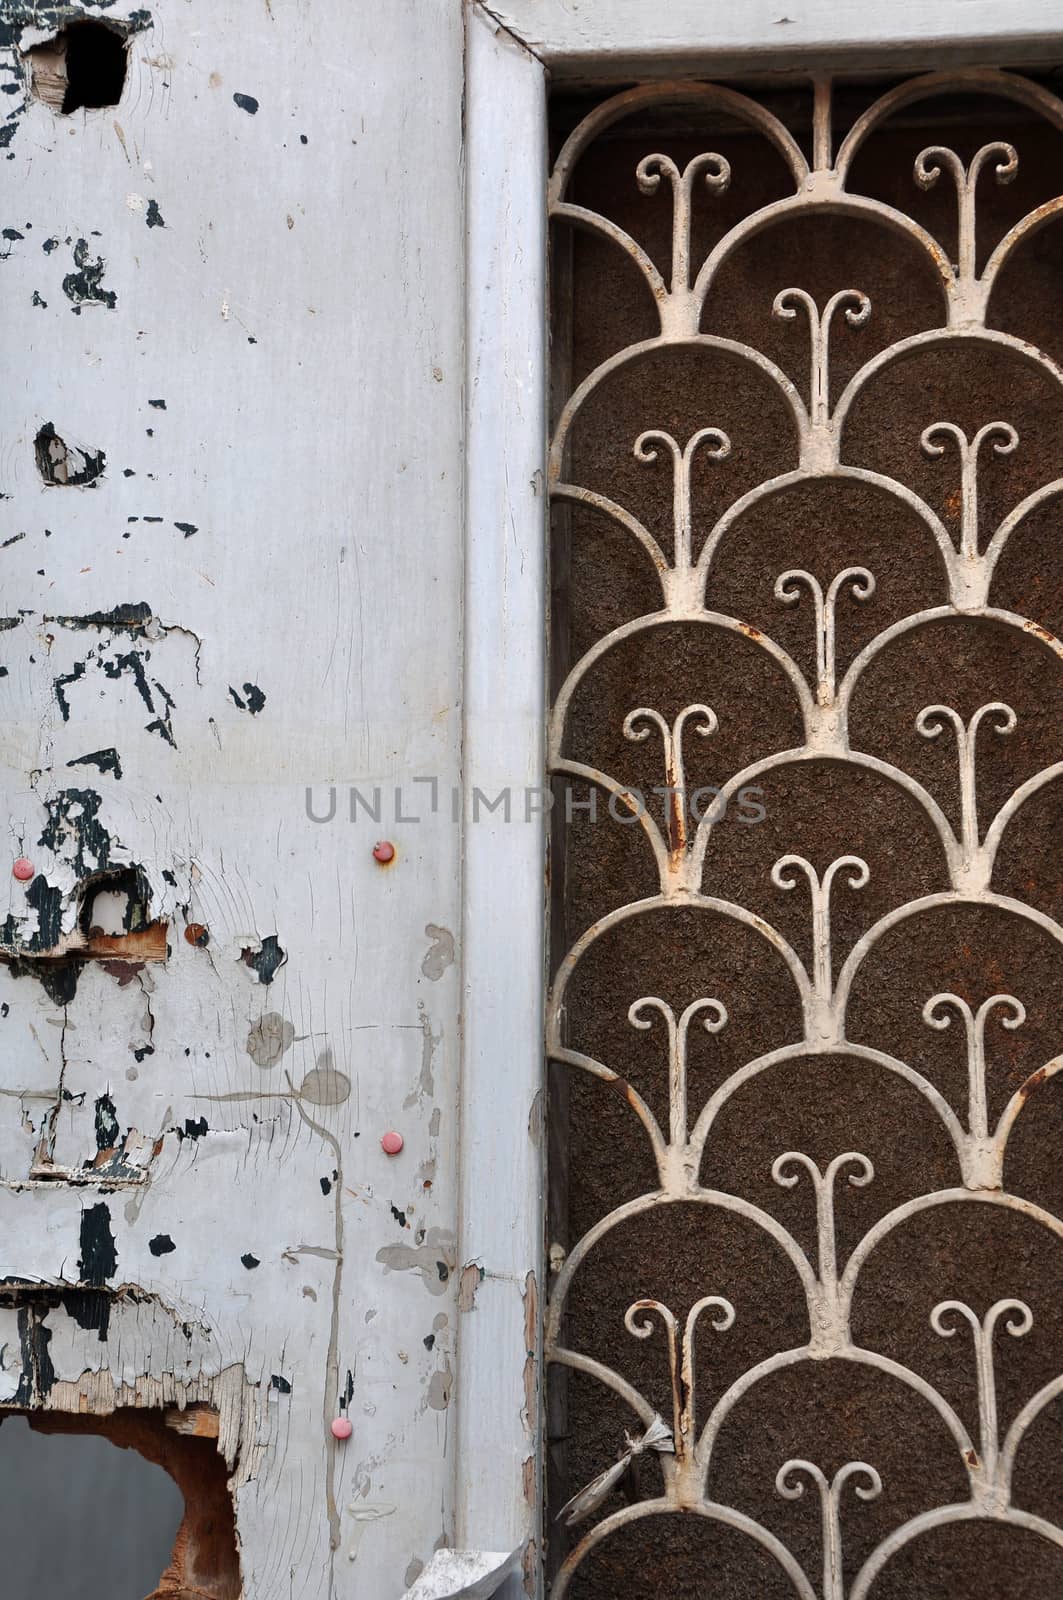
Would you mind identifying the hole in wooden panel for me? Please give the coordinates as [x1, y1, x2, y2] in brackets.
[24, 21, 128, 115]
[0, 1407, 241, 1599]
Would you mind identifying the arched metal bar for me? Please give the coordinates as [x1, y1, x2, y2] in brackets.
[552, 481, 671, 590]
[688, 1039, 968, 1183]
[691, 747, 959, 892]
[550, 199, 669, 307]
[550, 756, 674, 889]
[547, 1043, 670, 1180]
[833, 890, 1063, 1031]
[833, 327, 1063, 448]
[850, 1503, 1063, 1600]
[550, 1494, 818, 1600]
[835, 69, 1063, 186]
[697, 462, 954, 596]
[999, 1370, 1063, 1497]
[547, 1344, 660, 1431]
[839, 1187, 1063, 1318]
[548, 892, 815, 1049]
[982, 762, 1063, 877]
[993, 1057, 1063, 1179]
[697, 1343, 974, 1483]
[982, 196, 1063, 313]
[545, 1187, 818, 1347]
[549, 80, 809, 207]
[549, 336, 806, 486]
[549, 610, 817, 764]
[694, 188, 953, 320]
[982, 478, 1063, 596]
[837, 605, 1063, 728]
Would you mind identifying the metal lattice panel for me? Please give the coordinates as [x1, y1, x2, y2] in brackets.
[546, 70, 1063, 1598]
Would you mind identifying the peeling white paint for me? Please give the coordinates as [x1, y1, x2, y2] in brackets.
[401, 1548, 524, 1600]
[0, 0, 466, 1593]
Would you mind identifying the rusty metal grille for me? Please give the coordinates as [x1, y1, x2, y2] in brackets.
[546, 70, 1063, 1598]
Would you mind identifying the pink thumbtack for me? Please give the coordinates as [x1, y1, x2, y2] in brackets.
[373, 840, 395, 864]
[331, 1417, 353, 1440]
[381, 1130, 404, 1156]
[12, 858, 33, 882]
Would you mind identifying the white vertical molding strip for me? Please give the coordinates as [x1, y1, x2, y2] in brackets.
[459, 6, 548, 1597]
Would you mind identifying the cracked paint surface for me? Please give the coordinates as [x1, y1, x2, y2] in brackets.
[0, 0, 468, 1594]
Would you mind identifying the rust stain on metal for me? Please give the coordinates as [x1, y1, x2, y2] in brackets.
[1023, 617, 1058, 646]
[665, 747, 684, 857]
[620, 1077, 643, 1115]
[1017, 1065, 1049, 1100]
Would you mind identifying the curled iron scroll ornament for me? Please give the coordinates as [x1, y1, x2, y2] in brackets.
[547, 67, 1063, 1598]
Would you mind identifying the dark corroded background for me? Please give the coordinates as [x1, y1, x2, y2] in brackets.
[549, 84, 1063, 1598]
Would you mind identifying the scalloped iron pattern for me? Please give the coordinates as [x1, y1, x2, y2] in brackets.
[547, 72, 1063, 1598]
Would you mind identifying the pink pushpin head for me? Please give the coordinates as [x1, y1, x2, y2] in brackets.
[12, 858, 34, 882]
[381, 1130, 404, 1156]
[330, 1417, 353, 1440]
[373, 840, 395, 864]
